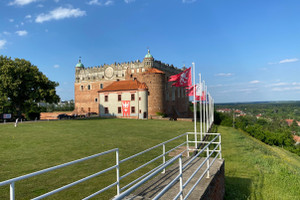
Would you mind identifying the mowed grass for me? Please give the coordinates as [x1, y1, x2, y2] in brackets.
[1, 119, 300, 199]
[220, 126, 300, 200]
[0, 118, 193, 199]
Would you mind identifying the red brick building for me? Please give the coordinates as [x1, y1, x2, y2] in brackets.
[74, 50, 190, 118]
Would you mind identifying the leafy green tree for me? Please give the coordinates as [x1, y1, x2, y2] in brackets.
[0, 56, 60, 118]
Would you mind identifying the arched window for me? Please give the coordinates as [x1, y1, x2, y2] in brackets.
[88, 85, 91, 90]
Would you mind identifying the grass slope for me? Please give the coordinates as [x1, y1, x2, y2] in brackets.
[220, 126, 300, 200]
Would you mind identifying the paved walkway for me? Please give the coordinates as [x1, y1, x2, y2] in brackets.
[125, 156, 224, 199]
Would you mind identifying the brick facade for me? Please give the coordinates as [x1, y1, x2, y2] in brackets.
[74, 50, 190, 118]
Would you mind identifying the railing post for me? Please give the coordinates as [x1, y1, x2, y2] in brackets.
[10, 182, 15, 200]
[179, 156, 183, 200]
[116, 149, 120, 195]
[162, 144, 166, 174]
[219, 135, 222, 159]
[186, 134, 189, 157]
[206, 146, 210, 178]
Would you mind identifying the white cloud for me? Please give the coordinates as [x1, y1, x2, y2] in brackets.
[182, 0, 197, 3]
[87, 0, 114, 6]
[37, 4, 44, 7]
[9, 19, 14, 22]
[105, 0, 113, 5]
[292, 82, 300, 86]
[272, 87, 300, 92]
[124, 0, 135, 3]
[0, 40, 7, 49]
[53, 64, 60, 68]
[215, 73, 233, 77]
[279, 58, 298, 64]
[270, 82, 288, 86]
[3, 31, 11, 35]
[9, 0, 38, 6]
[88, 0, 101, 5]
[54, 0, 59, 2]
[25, 15, 32, 19]
[35, 7, 86, 23]
[249, 80, 260, 84]
[16, 30, 28, 36]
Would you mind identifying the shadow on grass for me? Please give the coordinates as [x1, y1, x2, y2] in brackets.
[225, 176, 252, 200]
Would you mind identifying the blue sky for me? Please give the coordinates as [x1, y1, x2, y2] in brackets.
[1, 0, 300, 103]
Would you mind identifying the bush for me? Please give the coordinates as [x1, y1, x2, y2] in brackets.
[156, 112, 167, 117]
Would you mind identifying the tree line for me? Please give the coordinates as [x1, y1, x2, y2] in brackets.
[0, 56, 60, 120]
[214, 111, 300, 156]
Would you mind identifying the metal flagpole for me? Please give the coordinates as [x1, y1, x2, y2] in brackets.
[199, 74, 202, 141]
[192, 62, 197, 148]
[205, 86, 208, 133]
[203, 81, 206, 136]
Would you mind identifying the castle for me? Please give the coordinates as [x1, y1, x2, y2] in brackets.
[74, 50, 190, 119]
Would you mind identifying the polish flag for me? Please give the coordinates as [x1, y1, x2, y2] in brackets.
[168, 67, 191, 87]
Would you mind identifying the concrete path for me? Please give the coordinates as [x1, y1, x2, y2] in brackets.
[125, 156, 224, 200]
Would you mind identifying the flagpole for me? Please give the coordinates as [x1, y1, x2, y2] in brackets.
[199, 74, 202, 141]
[205, 86, 208, 133]
[192, 62, 197, 148]
[203, 81, 206, 136]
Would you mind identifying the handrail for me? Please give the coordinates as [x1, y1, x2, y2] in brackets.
[113, 152, 186, 200]
[0, 148, 119, 200]
[0, 148, 118, 187]
[120, 132, 188, 164]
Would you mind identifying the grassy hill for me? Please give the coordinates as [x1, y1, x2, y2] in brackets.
[0, 119, 299, 199]
[220, 126, 300, 200]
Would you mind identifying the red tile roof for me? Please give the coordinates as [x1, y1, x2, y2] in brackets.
[143, 68, 165, 74]
[99, 79, 147, 92]
[293, 135, 300, 143]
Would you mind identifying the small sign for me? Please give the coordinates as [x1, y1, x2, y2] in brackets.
[3, 114, 12, 119]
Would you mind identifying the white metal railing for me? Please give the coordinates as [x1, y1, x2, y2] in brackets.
[114, 132, 222, 200]
[0, 132, 221, 200]
[0, 148, 119, 200]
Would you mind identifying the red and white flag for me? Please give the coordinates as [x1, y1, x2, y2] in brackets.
[122, 101, 130, 117]
[168, 67, 191, 87]
[186, 84, 206, 101]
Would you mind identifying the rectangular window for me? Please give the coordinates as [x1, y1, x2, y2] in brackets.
[105, 95, 108, 102]
[131, 106, 135, 113]
[118, 94, 121, 101]
[139, 109, 141, 114]
[131, 94, 135, 101]
[100, 84, 103, 89]
[118, 107, 122, 114]
[88, 85, 91, 90]
[104, 107, 109, 114]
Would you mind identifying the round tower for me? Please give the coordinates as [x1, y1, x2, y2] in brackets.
[143, 68, 165, 116]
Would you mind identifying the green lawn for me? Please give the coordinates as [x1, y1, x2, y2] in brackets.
[0, 119, 193, 199]
[0, 119, 299, 199]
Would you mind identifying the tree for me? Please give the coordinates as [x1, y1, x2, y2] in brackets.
[0, 56, 60, 118]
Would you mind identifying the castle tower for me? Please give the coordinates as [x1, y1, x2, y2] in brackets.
[143, 49, 154, 69]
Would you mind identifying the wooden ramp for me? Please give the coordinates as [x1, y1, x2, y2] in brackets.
[124, 157, 224, 200]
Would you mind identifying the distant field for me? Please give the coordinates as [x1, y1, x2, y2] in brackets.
[1, 119, 300, 199]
